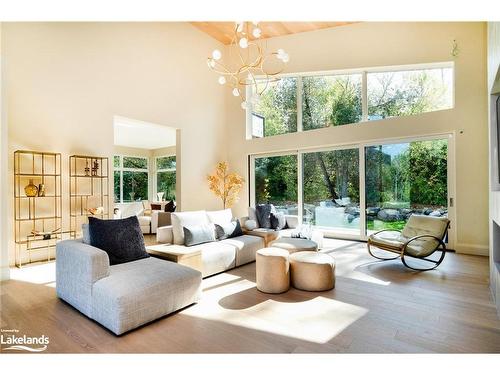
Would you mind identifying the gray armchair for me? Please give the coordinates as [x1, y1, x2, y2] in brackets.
[367, 215, 450, 271]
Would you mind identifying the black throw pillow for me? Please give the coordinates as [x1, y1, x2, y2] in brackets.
[215, 220, 243, 240]
[255, 203, 276, 229]
[164, 200, 176, 213]
[270, 212, 287, 230]
[88, 216, 149, 265]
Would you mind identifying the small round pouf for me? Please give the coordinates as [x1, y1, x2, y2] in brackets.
[256, 247, 290, 294]
[269, 238, 318, 254]
[290, 251, 335, 292]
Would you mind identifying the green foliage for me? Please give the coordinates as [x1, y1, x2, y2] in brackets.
[368, 68, 452, 119]
[157, 156, 176, 170]
[302, 75, 362, 130]
[254, 78, 297, 137]
[255, 155, 297, 205]
[303, 149, 359, 205]
[123, 171, 148, 202]
[367, 219, 406, 231]
[365, 140, 447, 207]
[157, 171, 176, 201]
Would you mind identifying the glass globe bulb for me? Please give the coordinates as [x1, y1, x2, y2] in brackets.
[232, 88, 240, 97]
[252, 28, 261, 38]
[218, 76, 226, 85]
[212, 49, 222, 60]
[241, 101, 248, 110]
[282, 54, 290, 63]
[277, 49, 285, 57]
[239, 37, 248, 49]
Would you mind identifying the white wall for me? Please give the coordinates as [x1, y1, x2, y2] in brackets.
[3, 22, 227, 266]
[0, 23, 10, 280]
[226, 22, 489, 256]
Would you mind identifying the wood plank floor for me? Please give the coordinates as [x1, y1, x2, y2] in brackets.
[1, 238, 499, 353]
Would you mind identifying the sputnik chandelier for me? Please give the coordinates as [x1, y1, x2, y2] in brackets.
[207, 22, 290, 109]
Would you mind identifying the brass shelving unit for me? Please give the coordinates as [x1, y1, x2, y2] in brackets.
[14, 150, 68, 267]
[69, 155, 110, 236]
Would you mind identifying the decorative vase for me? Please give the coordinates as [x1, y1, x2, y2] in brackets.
[156, 192, 164, 202]
[24, 179, 38, 197]
[38, 183, 46, 197]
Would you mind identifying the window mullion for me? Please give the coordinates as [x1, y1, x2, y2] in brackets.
[120, 156, 123, 204]
[362, 71, 368, 122]
[297, 76, 303, 132]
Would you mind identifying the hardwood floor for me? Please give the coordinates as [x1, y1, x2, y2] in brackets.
[1, 238, 500, 353]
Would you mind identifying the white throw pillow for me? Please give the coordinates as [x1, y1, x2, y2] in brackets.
[171, 211, 210, 245]
[244, 219, 257, 230]
[248, 207, 258, 223]
[206, 208, 233, 225]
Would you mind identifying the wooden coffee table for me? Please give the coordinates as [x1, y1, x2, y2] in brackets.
[146, 244, 202, 273]
[243, 228, 279, 246]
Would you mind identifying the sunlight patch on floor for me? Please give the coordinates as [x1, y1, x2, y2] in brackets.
[9, 262, 56, 287]
[183, 294, 368, 344]
[201, 273, 242, 291]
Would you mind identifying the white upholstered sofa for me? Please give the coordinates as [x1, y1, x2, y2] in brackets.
[114, 202, 171, 234]
[156, 209, 265, 277]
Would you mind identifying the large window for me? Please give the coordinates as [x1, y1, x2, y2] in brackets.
[302, 148, 360, 235]
[114, 155, 149, 203]
[365, 139, 448, 232]
[254, 154, 297, 214]
[249, 63, 453, 138]
[367, 68, 453, 120]
[251, 137, 450, 241]
[253, 78, 297, 137]
[302, 74, 362, 130]
[156, 156, 176, 201]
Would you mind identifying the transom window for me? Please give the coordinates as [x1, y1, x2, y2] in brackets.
[248, 62, 454, 138]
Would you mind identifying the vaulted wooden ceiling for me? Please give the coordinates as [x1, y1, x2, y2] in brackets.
[191, 22, 355, 44]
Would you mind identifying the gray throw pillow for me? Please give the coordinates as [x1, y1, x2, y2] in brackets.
[255, 203, 276, 229]
[215, 220, 243, 240]
[183, 224, 216, 247]
[270, 212, 287, 230]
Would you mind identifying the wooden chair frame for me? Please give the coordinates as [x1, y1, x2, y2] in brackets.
[367, 221, 449, 271]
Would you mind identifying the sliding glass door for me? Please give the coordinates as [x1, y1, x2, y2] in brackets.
[250, 135, 452, 245]
[365, 139, 448, 234]
[302, 148, 360, 235]
[254, 154, 298, 215]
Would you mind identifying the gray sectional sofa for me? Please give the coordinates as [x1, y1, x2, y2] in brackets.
[56, 239, 202, 335]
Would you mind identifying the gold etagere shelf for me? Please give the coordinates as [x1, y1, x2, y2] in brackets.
[69, 155, 110, 236]
[14, 150, 73, 267]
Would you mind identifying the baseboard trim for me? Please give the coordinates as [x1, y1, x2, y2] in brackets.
[454, 242, 489, 256]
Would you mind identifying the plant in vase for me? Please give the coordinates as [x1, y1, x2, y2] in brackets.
[207, 161, 244, 209]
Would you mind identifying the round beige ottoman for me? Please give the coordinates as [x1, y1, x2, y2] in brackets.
[256, 247, 290, 294]
[290, 251, 335, 291]
[269, 237, 318, 254]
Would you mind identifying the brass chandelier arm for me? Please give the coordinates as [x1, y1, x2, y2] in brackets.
[207, 21, 289, 106]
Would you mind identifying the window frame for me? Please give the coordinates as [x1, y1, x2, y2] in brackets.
[246, 61, 455, 138]
[154, 155, 176, 200]
[248, 131, 455, 248]
[114, 155, 150, 203]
